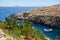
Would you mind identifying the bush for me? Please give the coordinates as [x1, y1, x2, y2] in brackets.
[0, 23, 6, 29]
[32, 29, 46, 40]
[55, 36, 60, 40]
[8, 27, 21, 37]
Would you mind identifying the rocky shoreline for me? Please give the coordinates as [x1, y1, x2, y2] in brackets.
[10, 4, 60, 28]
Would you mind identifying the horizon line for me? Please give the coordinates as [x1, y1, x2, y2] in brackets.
[0, 4, 59, 7]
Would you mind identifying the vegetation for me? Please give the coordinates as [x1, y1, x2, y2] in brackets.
[5, 17, 18, 29]
[0, 20, 6, 29]
[0, 17, 48, 40]
[55, 36, 60, 40]
[0, 17, 60, 40]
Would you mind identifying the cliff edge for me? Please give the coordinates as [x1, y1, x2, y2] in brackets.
[10, 4, 60, 28]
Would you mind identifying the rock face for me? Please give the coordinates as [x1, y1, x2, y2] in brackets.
[11, 4, 60, 28]
[0, 29, 18, 40]
[0, 29, 6, 40]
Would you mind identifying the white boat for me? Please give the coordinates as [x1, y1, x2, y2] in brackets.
[44, 29, 53, 32]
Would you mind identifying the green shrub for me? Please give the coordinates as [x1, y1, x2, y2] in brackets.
[55, 36, 60, 40]
[8, 27, 21, 37]
[0, 23, 6, 29]
[32, 29, 46, 40]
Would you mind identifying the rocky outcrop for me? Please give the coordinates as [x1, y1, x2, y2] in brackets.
[0, 29, 6, 40]
[11, 4, 60, 28]
[0, 29, 18, 40]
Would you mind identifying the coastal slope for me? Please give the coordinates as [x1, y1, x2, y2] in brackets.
[11, 4, 60, 28]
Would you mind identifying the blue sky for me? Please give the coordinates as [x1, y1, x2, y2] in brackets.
[0, 0, 60, 7]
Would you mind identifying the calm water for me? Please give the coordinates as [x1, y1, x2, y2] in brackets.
[0, 7, 60, 39]
[0, 7, 36, 20]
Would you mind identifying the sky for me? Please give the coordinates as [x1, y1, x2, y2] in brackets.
[0, 0, 60, 7]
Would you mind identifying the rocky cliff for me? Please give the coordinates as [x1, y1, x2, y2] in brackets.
[10, 4, 60, 28]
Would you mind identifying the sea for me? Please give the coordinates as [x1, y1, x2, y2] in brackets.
[0, 7, 60, 40]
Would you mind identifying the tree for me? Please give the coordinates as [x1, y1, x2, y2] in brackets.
[20, 19, 33, 37]
[20, 19, 46, 40]
[5, 17, 18, 29]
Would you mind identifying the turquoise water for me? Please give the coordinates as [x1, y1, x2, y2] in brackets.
[33, 23, 60, 39]
[0, 7, 60, 39]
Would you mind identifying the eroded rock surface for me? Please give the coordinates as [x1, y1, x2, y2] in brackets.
[0, 29, 6, 40]
[10, 4, 60, 28]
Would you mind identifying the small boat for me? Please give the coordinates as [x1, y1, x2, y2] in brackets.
[44, 29, 53, 32]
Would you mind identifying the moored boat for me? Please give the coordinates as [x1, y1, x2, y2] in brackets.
[44, 29, 53, 32]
